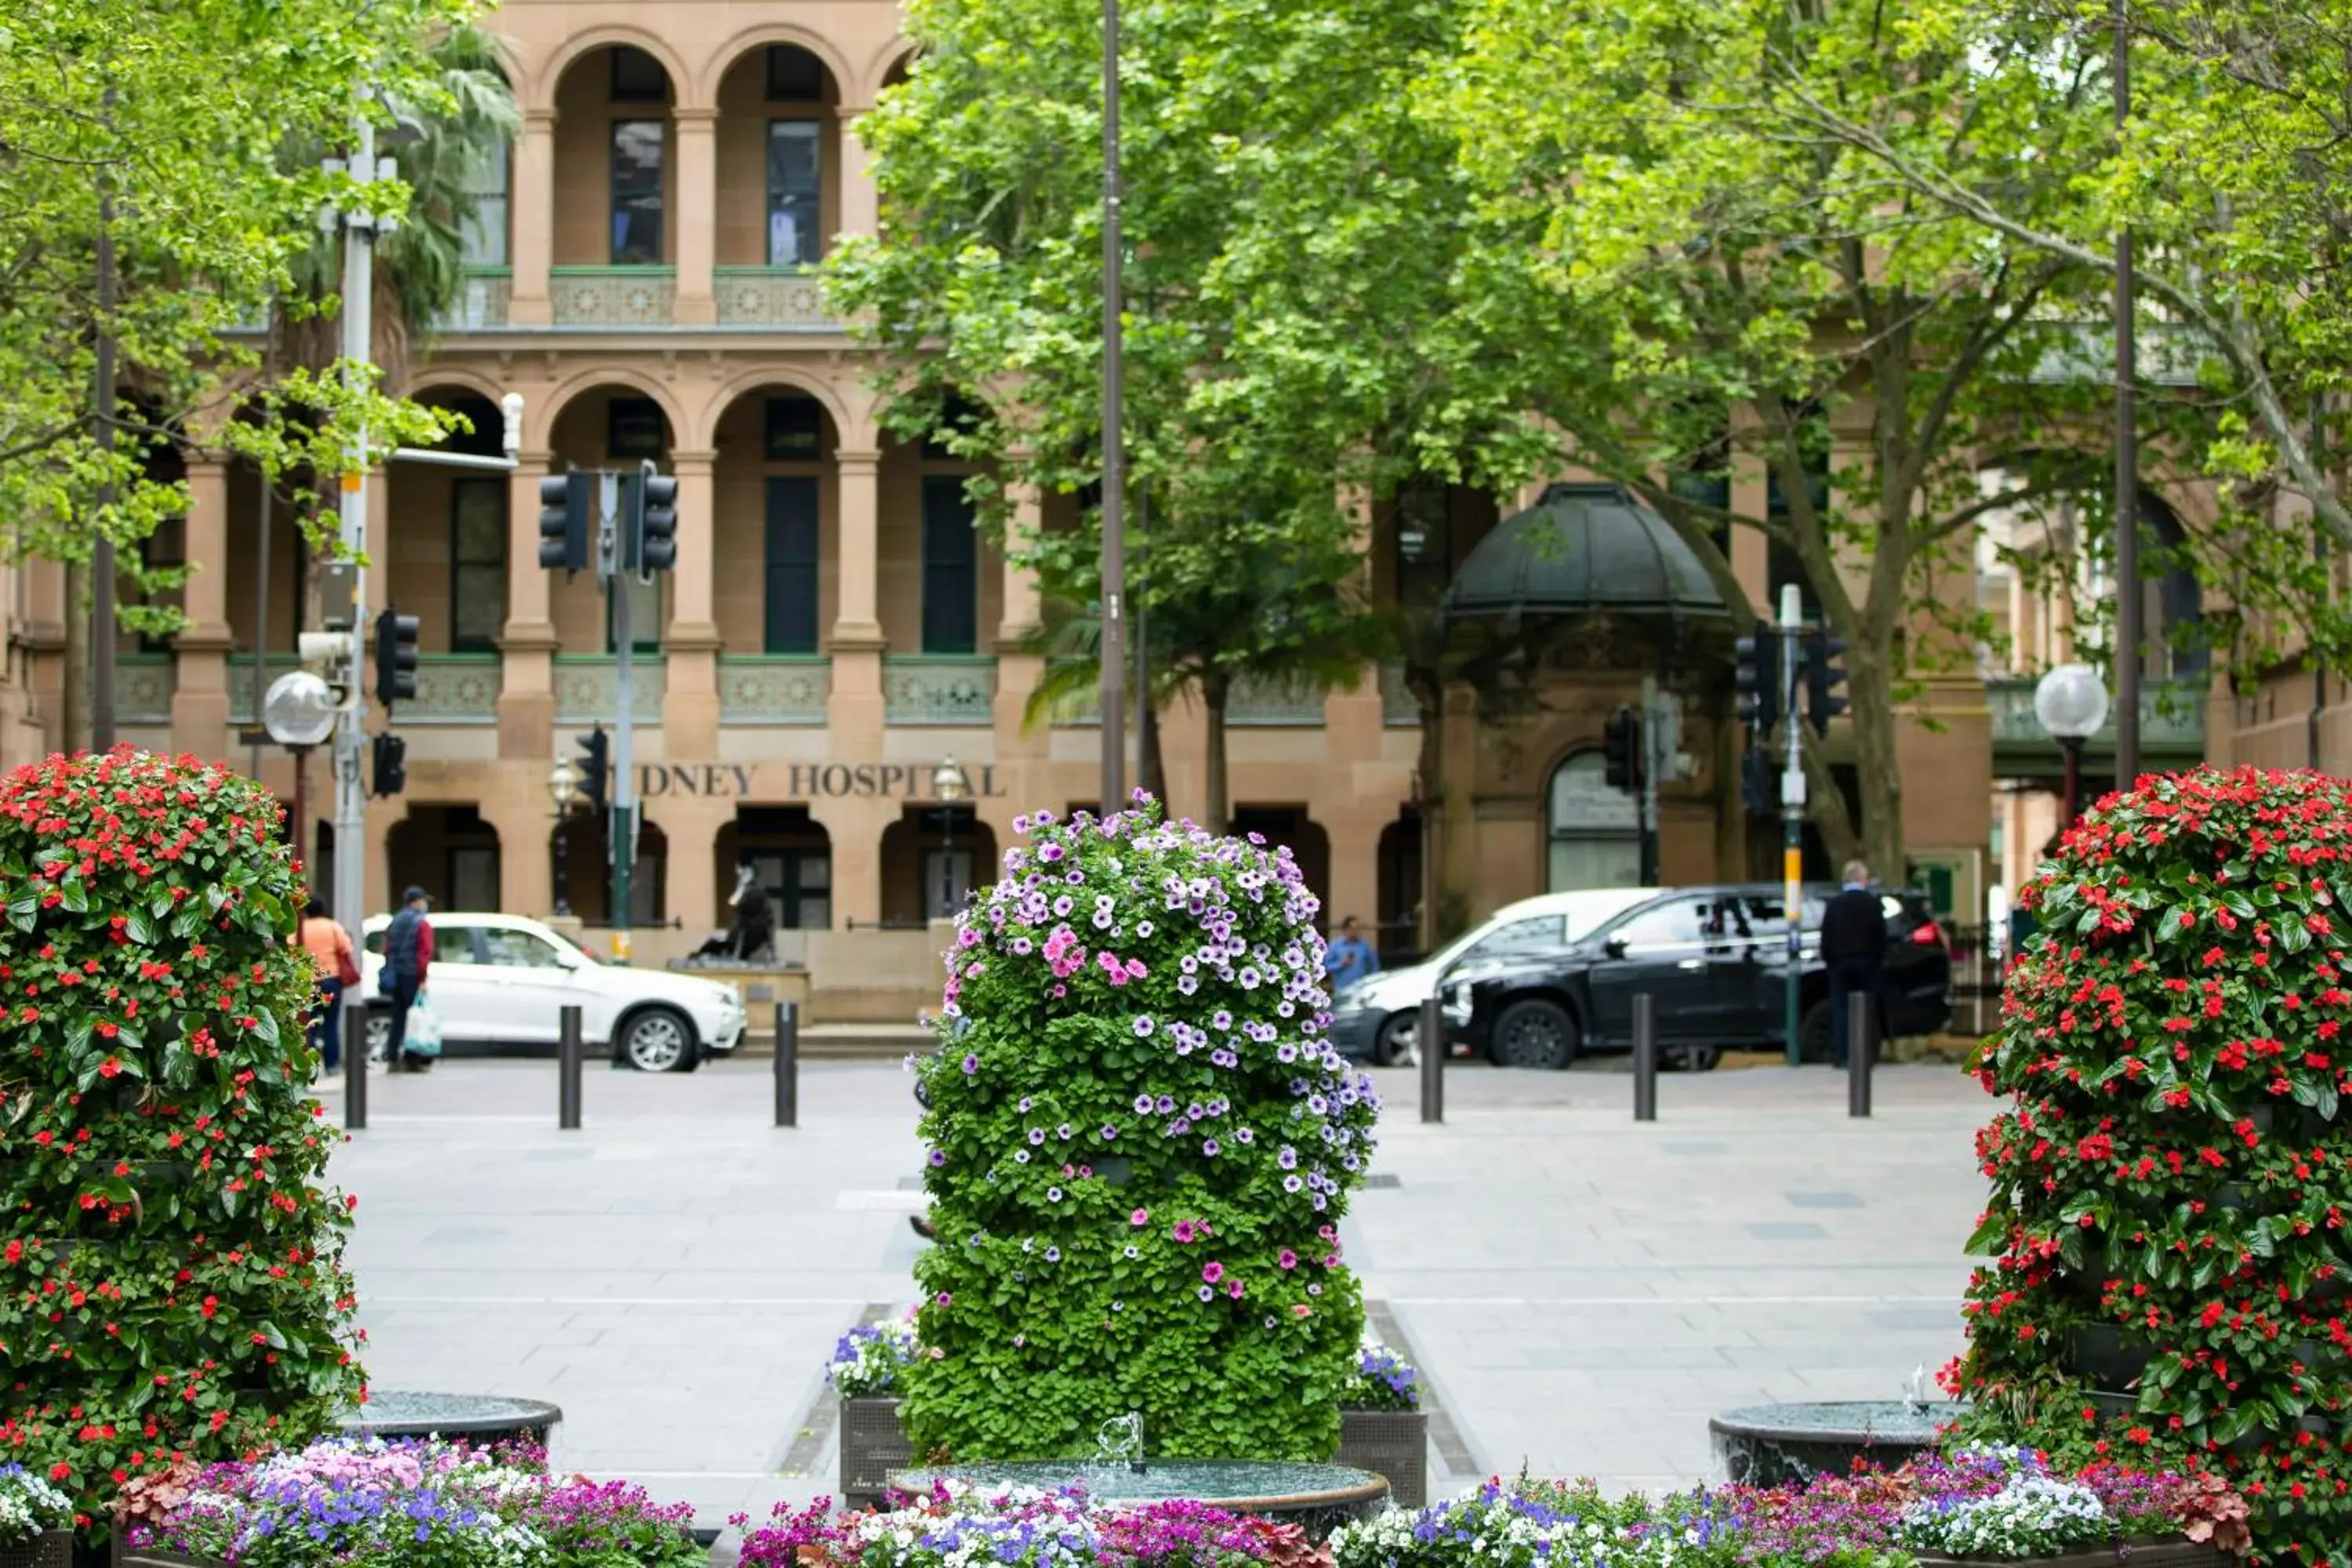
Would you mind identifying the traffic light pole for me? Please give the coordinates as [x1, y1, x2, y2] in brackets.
[601, 472, 636, 958]
[1638, 677, 1663, 887]
[331, 118, 378, 987]
[1778, 583, 1806, 1067]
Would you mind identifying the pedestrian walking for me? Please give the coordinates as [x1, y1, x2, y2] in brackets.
[296, 897, 359, 1074]
[381, 885, 437, 1074]
[1820, 860, 1886, 1069]
[1323, 915, 1380, 993]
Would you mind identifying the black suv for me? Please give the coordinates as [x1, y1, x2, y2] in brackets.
[1446, 883, 1951, 1069]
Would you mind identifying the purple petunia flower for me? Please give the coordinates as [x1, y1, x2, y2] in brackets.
[929, 1149, 946, 1167]
[962, 1054, 979, 1075]
[1202, 1139, 1221, 1157]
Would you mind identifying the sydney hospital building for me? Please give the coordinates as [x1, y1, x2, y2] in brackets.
[0, 5, 2337, 1022]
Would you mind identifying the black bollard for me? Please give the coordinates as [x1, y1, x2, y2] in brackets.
[1848, 1000, 1875, 1119]
[559, 1005, 583, 1130]
[774, 1000, 800, 1128]
[343, 995, 368, 1131]
[1632, 993, 1658, 1122]
[1417, 993, 1444, 1123]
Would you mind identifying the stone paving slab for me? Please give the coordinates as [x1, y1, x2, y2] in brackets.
[320, 1056, 1991, 1523]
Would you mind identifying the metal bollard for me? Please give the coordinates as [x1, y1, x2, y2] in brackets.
[343, 995, 368, 1131]
[1632, 993, 1657, 1122]
[774, 1000, 800, 1128]
[1417, 993, 1444, 1123]
[559, 1005, 583, 1130]
[1848, 999, 1875, 1119]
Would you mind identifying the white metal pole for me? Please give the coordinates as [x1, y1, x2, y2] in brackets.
[333, 120, 376, 959]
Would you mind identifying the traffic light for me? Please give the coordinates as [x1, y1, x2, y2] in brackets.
[1740, 746, 1779, 816]
[1734, 618, 1780, 731]
[1804, 626, 1850, 734]
[539, 472, 590, 572]
[626, 460, 679, 572]
[1602, 706, 1643, 794]
[370, 733, 407, 797]
[373, 606, 419, 713]
[575, 728, 610, 816]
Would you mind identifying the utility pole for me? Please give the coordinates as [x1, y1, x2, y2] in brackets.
[1098, 0, 1127, 811]
[331, 118, 379, 965]
[1778, 584, 1805, 1067]
[2111, 0, 2141, 786]
[92, 82, 119, 752]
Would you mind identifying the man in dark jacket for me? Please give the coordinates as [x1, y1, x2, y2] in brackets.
[380, 886, 437, 1073]
[1820, 860, 1886, 1069]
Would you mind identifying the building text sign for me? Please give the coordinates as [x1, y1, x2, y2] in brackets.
[630, 760, 1004, 801]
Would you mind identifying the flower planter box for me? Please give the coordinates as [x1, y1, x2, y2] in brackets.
[1911, 1542, 2223, 1568]
[1337, 1408, 1426, 1508]
[2065, 1324, 2156, 1387]
[1, 1532, 71, 1568]
[111, 1537, 206, 1568]
[840, 1396, 915, 1511]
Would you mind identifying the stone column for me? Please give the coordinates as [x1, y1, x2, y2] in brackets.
[662, 448, 721, 755]
[498, 451, 558, 760]
[510, 109, 557, 326]
[170, 459, 235, 761]
[837, 107, 878, 238]
[673, 109, 717, 325]
[827, 445, 888, 744]
[993, 476, 1047, 776]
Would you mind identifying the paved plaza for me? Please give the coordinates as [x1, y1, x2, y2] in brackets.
[318, 1056, 1991, 1528]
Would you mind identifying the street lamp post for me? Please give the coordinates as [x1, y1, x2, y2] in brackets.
[932, 756, 968, 919]
[1098, 0, 1127, 812]
[548, 755, 579, 918]
[2034, 663, 2111, 830]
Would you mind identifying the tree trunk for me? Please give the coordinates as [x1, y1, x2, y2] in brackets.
[1141, 685, 1168, 809]
[1842, 644, 1907, 882]
[1202, 673, 1230, 834]
[60, 561, 90, 755]
[1408, 666, 1450, 948]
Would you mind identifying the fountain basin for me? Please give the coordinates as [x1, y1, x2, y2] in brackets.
[335, 1391, 563, 1450]
[888, 1459, 1389, 1537]
[1710, 1400, 1963, 1486]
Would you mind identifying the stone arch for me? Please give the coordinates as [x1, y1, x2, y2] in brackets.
[697, 365, 865, 451]
[1541, 746, 1641, 893]
[866, 38, 920, 102]
[397, 367, 507, 407]
[695, 23, 858, 110]
[537, 365, 691, 450]
[528, 26, 692, 113]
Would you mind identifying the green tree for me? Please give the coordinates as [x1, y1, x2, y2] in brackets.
[826, 0, 1476, 825]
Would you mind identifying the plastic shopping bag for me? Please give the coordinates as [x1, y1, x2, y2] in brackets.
[403, 992, 445, 1058]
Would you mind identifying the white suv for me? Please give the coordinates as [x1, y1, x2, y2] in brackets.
[361, 913, 746, 1073]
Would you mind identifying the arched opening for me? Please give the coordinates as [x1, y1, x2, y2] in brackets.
[546, 387, 673, 656]
[552, 45, 676, 270]
[1229, 806, 1331, 926]
[881, 804, 997, 924]
[717, 806, 834, 930]
[880, 391, 997, 657]
[716, 44, 841, 273]
[557, 813, 668, 926]
[387, 805, 503, 912]
[2142, 494, 2207, 681]
[388, 387, 509, 656]
[710, 385, 840, 660]
[1546, 751, 1641, 892]
[1376, 808, 1422, 962]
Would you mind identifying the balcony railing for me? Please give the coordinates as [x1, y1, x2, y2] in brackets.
[1986, 676, 2208, 756]
[714, 266, 833, 328]
[119, 653, 174, 726]
[718, 655, 829, 725]
[884, 655, 997, 725]
[550, 266, 676, 328]
[408, 654, 502, 723]
[1227, 672, 1327, 726]
[227, 655, 301, 725]
[437, 267, 512, 331]
[554, 655, 667, 725]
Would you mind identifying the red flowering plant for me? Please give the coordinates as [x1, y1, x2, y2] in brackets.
[1951, 767, 2352, 1566]
[0, 748, 361, 1538]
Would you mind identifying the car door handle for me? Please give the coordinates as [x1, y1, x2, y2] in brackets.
[1676, 958, 1707, 971]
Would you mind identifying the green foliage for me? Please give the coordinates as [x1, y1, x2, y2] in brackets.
[1955, 766, 2352, 1566]
[0, 0, 482, 606]
[906, 800, 1379, 1461]
[0, 750, 361, 1533]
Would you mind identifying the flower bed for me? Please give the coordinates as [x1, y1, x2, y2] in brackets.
[736, 1483, 1322, 1568]
[1325, 1449, 2248, 1567]
[116, 1436, 704, 1568]
[0, 1463, 73, 1568]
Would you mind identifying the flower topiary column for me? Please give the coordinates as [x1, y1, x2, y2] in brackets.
[1955, 766, 2352, 1566]
[0, 750, 361, 1534]
[905, 798, 1380, 1462]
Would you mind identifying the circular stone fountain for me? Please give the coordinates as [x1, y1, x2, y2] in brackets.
[888, 1460, 1390, 1537]
[335, 1391, 564, 1449]
[1709, 1400, 1963, 1486]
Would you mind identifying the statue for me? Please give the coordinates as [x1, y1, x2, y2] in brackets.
[691, 862, 775, 964]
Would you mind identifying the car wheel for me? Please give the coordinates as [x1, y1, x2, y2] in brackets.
[618, 1007, 695, 1073]
[1490, 998, 1578, 1070]
[1675, 1045, 1722, 1073]
[1799, 1001, 1834, 1064]
[365, 1011, 392, 1064]
[1372, 1012, 1417, 1066]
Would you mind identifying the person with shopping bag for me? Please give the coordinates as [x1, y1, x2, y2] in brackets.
[296, 897, 360, 1074]
[379, 886, 438, 1073]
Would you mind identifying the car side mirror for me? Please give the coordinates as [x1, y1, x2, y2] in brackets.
[1602, 936, 1628, 959]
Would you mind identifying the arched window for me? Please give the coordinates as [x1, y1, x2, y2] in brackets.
[1546, 752, 1641, 892]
